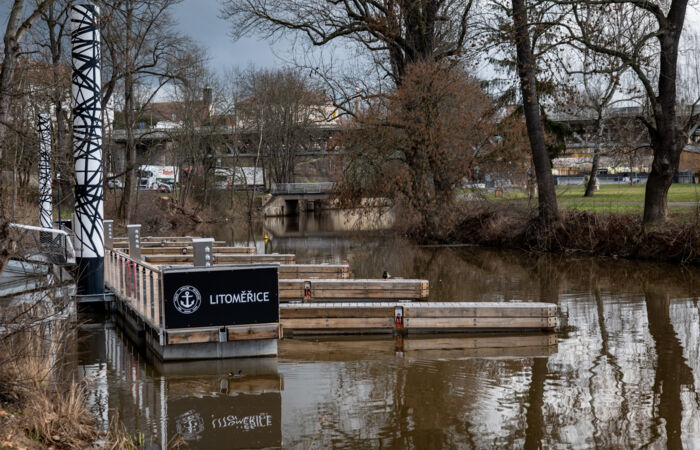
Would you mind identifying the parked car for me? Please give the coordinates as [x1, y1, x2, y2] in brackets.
[107, 179, 123, 189]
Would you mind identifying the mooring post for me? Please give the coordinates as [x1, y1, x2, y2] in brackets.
[104, 220, 113, 249]
[192, 238, 214, 267]
[71, 3, 104, 295]
[37, 113, 53, 244]
[127, 224, 141, 261]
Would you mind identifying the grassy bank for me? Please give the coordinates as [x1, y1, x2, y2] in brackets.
[453, 202, 700, 265]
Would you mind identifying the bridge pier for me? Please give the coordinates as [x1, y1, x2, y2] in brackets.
[263, 182, 334, 217]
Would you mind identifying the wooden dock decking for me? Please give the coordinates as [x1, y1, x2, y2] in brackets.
[113, 239, 227, 248]
[147, 263, 351, 279]
[143, 253, 296, 265]
[280, 302, 557, 335]
[279, 279, 429, 301]
[278, 264, 350, 279]
[113, 246, 256, 255]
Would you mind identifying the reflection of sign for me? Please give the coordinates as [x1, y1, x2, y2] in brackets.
[173, 285, 202, 314]
[162, 265, 279, 329]
[176, 409, 204, 441]
[168, 392, 281, 449]
[211, 412, 273, 431]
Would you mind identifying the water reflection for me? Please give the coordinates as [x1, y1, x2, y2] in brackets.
[77, 323, 283, 449]
[76, 212, 700, 448]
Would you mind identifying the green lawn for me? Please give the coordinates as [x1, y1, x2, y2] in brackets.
[555, 184, 700, 203]
[470, 184, 700, 216]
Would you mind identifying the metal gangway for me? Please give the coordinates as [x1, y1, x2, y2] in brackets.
[8, 223, 76, 265]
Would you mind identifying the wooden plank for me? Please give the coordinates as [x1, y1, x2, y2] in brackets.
[213, 254, 296, 264]
[279, 279, 429, 299]
[404, 316, 557, 329]
[153, 271, 162, 328]
[110, 248, 163, 272]
[227, 324, 279, 341]
[117, 240, 227, 248]
[115, 235, 196, 242]
[279, 289, 426, 299]
[280, 305, 396, 319]
[167, 328, 218, 344]
[144, 254, 295, 264]
[278, 264, 350, 280]
[144, 254, 192, 262]
[404, 305, 555, 318]
[280, 279, 428, 288]
[281, 317, 395, 330]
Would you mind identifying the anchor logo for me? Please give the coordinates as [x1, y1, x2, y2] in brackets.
[173, 285, 201, 314]
[175, 409, 204, 440]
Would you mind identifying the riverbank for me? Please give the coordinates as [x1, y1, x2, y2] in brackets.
[104, 190, 265, 236]
[452, 202, 700, 264]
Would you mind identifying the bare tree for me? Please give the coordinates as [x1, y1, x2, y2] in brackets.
[560, 49, 632, 197]
[235, 67, 325, 186]
[335, 61, 525, 240]
[564, 0, 691, 225]
[33, 0, 73, 209]
[219, 0, 475, 87]
[511, 0, 559, 223]
[0, 0, 55, 161]
[99, 0, 185, 221]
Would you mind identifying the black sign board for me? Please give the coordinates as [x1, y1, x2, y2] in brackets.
[161, 264, 279, 329]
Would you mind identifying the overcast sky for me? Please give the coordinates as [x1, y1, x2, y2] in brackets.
[172, 0, 291, 74]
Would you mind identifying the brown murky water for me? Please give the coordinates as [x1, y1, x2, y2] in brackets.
[77, 212, 700, 448]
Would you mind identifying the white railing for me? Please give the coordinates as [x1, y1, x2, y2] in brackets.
[271, 182, 335, 195]
[104, 248, 163, 329]
[9, 223, 76, 264]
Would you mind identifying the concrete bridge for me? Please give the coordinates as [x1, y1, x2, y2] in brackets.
[264, 182, 335, 216]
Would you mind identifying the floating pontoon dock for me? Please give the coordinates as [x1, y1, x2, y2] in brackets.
[100, 230, 559, 360]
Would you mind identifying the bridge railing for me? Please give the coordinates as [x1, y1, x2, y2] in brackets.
[104, 248, 163, 329]
[271, 182, 335, 195]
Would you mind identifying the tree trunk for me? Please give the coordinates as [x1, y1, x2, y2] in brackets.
[0, 47, 19, 161]
[642, 99, 683, 227]
[511, 0, 558, 224]
[642, 0, 688, 226]
[642, 142, 679, 225]
[119, 73, 136, 222]
[48, 6, 73, 211]
[584, 118, 603, 197]
[0, 1, 23, 159]
[118, 0, 135, 222]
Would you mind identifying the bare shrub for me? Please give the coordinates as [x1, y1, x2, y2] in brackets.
[334, 61, 529, 241]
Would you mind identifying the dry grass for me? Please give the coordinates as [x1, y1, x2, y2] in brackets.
[105, 413, 189, 450]
[453, 203, 700, 264]
[22, 380, 98, 448]
[0, 294, 100, 448]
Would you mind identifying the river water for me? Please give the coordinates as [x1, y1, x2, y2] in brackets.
[77, 212, 700, 448]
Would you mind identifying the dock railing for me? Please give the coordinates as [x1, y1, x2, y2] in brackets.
[105, 248, 163, 329]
